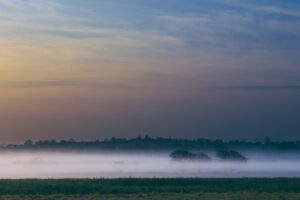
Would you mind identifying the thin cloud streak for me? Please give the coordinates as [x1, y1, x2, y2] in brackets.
[0, 80, 138, 90]
[221, 85, 300, 91]
[224, 1, 300, 18]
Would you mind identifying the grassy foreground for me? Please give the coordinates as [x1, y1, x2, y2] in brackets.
[0, 178, 299, 199]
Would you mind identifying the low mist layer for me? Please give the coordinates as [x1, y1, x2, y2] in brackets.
[0, 151, 299, 178]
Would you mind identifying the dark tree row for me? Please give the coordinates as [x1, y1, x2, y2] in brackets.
[2, 136, 300, 151]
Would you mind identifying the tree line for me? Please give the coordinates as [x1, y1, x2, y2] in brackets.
[2, 136, 300, 151]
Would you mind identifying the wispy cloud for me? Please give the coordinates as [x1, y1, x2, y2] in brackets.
[221, 85, 300, 91]
[0, 80, 138, 90]
[222, 0, 300, 18]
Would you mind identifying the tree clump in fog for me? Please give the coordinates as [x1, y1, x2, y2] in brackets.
[170, 150, 211, 161]
[216, 150, 247, 162]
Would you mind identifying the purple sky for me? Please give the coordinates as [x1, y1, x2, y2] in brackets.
[0, 0, 300, 142]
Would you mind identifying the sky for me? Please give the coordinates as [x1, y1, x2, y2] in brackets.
[0, 0, 300, 142]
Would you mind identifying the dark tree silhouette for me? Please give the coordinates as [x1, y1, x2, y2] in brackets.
[216, 150, 247, 161]
[2, 136, 300, 152]
[170, 150, 210, 161]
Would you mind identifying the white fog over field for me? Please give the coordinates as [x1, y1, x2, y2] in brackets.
[0, 151, 299, 178]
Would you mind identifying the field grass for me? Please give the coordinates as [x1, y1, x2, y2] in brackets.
[0, 193, 299, 200]
[0, 178, 299, 199]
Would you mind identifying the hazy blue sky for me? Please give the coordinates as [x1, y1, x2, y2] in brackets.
[0, 0, 300, 142]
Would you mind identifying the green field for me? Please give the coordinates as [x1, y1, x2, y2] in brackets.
[0, 178, 299, 199]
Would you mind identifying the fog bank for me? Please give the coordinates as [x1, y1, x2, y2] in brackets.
[0, 151, 299, 178]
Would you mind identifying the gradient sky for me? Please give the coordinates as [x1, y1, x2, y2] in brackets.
[0, 0, 300, 142]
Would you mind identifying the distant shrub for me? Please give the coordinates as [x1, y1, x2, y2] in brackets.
[170, 150, 211, 161]
[216, 150, 247, 161]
